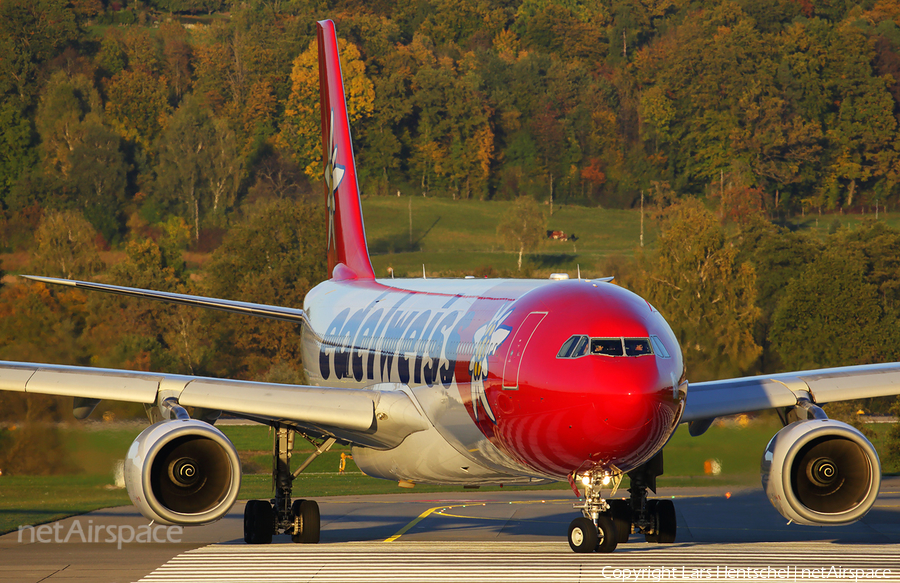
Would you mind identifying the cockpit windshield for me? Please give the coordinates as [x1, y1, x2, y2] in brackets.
[557, 335, 666, 359]
[624, 339, 651, 356]
[592, 338, 623, 356]
[557, 335, 589, 358]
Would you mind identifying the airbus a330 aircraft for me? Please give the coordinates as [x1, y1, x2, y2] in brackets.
[3, 20, 900, 553]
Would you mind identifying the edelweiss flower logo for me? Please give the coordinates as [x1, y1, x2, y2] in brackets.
[324, 109, 345, 253]
[469, 304, 514, 423]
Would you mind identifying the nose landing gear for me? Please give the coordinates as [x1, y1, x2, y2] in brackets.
[567, 452, 676, 553]
[568, 469, 623, 553]
[568, 514, 619, 553]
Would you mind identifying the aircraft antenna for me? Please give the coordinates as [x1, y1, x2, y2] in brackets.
[577, 265, 582, 280]
[422, 264, 427, 280]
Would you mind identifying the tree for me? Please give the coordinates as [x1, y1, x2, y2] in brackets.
[735, 218, 821, 372]
[0, 0, 80, 103]
[191, 12, 305, 153]
[77, 234, 208, 377]
[68, 123, 129, 242]
[154, 98, 240, 241]
[409, 60, 495, 199]
[31, 210, 103, 280]
[105, 67, 170, 150]
[516, 2, 607, 63]
[35, 71, 104, 179]
[160, 22, 193, 101]
[119, 28, 161, 75]
[96, 28, 127, 76]
[770, 248, 898, 370]
[627, 199, 761, 381]
[279, 36, 374, 179]
[0, 279, 88, 365]
[205, 116, 243, 218]
[245, 149, 312, 204]
[204, 199, 327, 380]
[0, 98, 37, 202]
[497, 196, 546, 271]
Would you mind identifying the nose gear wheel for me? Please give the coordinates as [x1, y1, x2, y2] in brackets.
[567, 452, 677, 553]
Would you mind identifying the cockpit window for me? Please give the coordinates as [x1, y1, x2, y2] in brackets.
[558, 336, 657, 358]
[650, 335, 671, 358]
[592, 338, 624, 356]
[557, 335, 589, 358]
[624, 339, 651, 356]
[572, 336, 588, 357]
[557, 335, 579, 358]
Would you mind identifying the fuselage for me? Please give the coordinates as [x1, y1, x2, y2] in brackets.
[302, 276, 687, 484]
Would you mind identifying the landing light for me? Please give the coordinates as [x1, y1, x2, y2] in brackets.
[601, 475, 612, 486]
[581, 475, 591, 486]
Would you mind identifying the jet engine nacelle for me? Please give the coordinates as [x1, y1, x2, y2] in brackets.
[125, 419, 241, 526]
[761, 419, 880, 526]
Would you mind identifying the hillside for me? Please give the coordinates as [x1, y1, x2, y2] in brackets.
[361, 197, 656, 277]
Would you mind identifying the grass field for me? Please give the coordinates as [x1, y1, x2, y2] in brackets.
[4, 415, 885, 536]
[360, 197, 656, 278]
[359, 197, 900, 279]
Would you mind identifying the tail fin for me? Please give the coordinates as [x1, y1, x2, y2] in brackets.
[317, 20, 375, 280]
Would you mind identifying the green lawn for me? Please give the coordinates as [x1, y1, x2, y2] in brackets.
[360, 197, 900, 279]
[361, 197, 656, 278]
[0, 474, 131, 536]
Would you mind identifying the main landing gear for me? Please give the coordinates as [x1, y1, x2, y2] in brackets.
[567, 451, 676, 553]
[243, 423, 336, 544]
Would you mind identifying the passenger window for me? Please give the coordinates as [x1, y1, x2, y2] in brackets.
[650, 335, 671, 359]
[591, 338, 624, 356]
[624, 339, 652, 356]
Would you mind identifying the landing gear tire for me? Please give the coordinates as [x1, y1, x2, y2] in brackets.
[644, 499, 676, 544]
[656, 499, 677, 543]
[644, 500, 659, 543]
[244, 500, 274, 544]
[290, 499, 321, 543]
[595, 515, 618, 553]
[568, 517, 598, 553]
[607, 499, 632, 543]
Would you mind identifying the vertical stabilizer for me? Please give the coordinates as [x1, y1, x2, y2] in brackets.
[317, 20, 375, 280]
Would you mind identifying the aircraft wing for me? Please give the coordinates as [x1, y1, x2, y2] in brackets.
[683, 361, 900, 425]
[22, 275, 309, 325]
[0, 360, 429, 449]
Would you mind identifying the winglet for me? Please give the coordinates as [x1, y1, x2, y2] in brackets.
[317, 20, 375, 280]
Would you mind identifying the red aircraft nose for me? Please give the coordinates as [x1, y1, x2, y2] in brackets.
[491, 357, 683, 477]
[484, 281, 685, 479]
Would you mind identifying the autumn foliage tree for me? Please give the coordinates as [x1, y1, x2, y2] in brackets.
[497, 196, 547, 271]
[279, 36, 374, 180]
[628, 200, 761, 381]
[31, 210, 104, 280]
[203, 199, 327, 381]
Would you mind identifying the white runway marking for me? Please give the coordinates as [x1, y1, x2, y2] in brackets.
[137, 541, 900, 582]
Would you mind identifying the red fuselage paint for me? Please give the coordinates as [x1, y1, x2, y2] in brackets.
[303, 277, 686, 481]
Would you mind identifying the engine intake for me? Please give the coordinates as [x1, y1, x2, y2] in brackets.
[125, 419, 241, 526]
[761, 419, 880, 526]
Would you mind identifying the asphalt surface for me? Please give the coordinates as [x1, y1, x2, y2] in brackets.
[3, 477, 900, 582]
